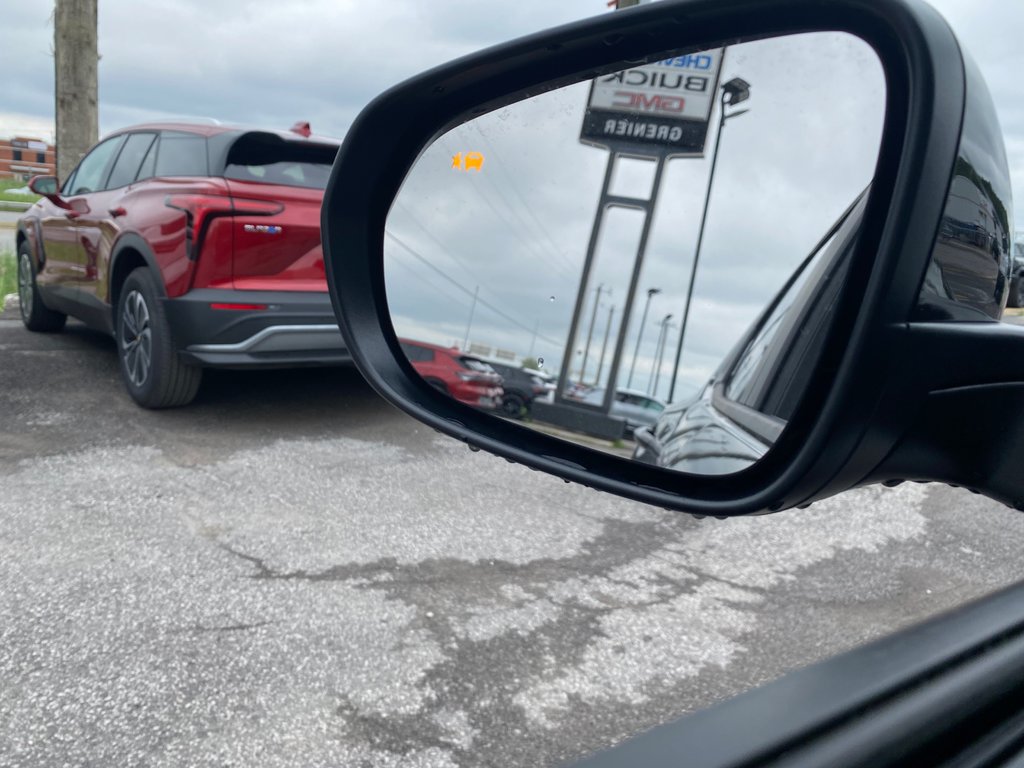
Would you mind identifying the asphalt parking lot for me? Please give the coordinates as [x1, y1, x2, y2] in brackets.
[4, 310, 1024, 767]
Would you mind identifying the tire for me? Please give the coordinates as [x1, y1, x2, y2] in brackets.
[17, 241, 66, 332]
[1010, 276, 1024, 309]
[116, 267, 202, 408]
[501, 392, 526, 419]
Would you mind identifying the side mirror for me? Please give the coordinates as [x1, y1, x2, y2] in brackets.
[28, 175, 69, 208]
[323, 0, 1016, 516]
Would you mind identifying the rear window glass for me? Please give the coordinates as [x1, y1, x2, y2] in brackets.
[155, 132, 208, 177]
[400, 343, 434, 363]
[224, 133, 338, 189]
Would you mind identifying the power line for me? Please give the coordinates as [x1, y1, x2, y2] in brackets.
[468, 122, 582, 278]
[393, 201, 491, 289]
[385, 230, 563, 347]
[433, 134, 580, 285]
[386, 253, 473, 317]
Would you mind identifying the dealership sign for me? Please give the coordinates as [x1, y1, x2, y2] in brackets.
[580, 49, 724, 156]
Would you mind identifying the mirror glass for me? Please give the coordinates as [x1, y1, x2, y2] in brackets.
[385, 32, 885, 475]
[29, 175, 58, 196]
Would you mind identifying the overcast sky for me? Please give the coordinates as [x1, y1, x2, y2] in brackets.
[2, 1, 1020, 219]
[2, 0, 1021, 409]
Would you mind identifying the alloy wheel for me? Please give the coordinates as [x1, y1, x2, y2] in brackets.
[120, 289, 152, 387]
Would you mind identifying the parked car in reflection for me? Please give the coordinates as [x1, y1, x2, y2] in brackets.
[398, 339, 503, 410]
[579, 387, 665, 437]
[480, 360, 553, 418]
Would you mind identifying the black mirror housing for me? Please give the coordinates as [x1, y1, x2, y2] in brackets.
[322, 0, 1015, 516]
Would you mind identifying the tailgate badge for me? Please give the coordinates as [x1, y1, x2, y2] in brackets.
[244, 224, 282, 234]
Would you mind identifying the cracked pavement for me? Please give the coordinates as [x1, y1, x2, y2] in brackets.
[4, 317, 1024, 767]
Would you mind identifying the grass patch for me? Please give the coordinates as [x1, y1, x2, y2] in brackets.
[0, 178, 40, 204]
[0, 249, 16, 301]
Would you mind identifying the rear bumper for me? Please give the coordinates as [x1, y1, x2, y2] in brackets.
[163, 288, 351, 368]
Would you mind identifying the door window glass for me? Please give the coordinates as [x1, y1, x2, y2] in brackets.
[65, 136, 124, 195]
[107, 133, 157, 189]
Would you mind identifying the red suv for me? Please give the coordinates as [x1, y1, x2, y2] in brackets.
[15, 121, 346, 408]
[398, 339, 503, 410]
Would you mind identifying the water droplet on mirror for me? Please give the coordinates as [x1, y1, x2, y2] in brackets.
[537, 358, 544, 369]
[549, 296, 555, 302]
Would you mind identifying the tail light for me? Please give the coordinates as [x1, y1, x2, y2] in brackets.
[165, 194, 283, 260]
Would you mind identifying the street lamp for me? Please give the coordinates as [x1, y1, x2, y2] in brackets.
[668, 77, 751, 403]
[627, 287, 661, 389]
[650, 313, 673, 396]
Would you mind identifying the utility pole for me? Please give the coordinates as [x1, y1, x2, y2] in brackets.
[54, 0, 99, 183]
[462, 285, 479, 351]
[578, 284, 608, 382]
[626, 287, 660, 389]
[595, 304, 615, 385]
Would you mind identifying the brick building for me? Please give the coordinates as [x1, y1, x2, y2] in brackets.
[0, 136, 56, 181]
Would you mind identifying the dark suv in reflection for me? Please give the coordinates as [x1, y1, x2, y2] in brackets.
[479, 360, 552, 418]
[16, 121, 345, 408]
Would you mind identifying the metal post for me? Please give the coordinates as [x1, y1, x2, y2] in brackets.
[555, 154, 616, 404]
[462, 285, 479, 351]
[595, 304, 615, 385]
[668, 75, 749, 403]
[599, 152, 667, 414]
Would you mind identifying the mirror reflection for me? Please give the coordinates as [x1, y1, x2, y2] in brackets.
[385, 32, 885, 475]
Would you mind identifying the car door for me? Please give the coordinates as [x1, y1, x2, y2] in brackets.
[76, 132, 157, 314]
[41, 135, 124, 308]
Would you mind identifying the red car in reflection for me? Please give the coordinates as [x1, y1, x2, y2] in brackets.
[15, 120, 345, 409]
[398, 339, 503, 410]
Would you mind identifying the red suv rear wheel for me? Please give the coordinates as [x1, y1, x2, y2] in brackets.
[116, 268, 202, 408]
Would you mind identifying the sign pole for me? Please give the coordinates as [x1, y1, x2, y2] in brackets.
[553, 42, 723, 419]
[554, 157, 616, 406]
[598, 150, 667, 415]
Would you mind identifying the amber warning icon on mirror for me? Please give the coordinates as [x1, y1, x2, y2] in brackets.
[452, 152, 485, 171]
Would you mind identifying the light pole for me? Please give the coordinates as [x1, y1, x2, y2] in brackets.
[579, 283, 609, 382]
[462, 285, 479, 351]
[595, 304, 616, 385]
[668, 77, 751, 403]
[627, 287, 661, 389]
[651, 313, 673, 396]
